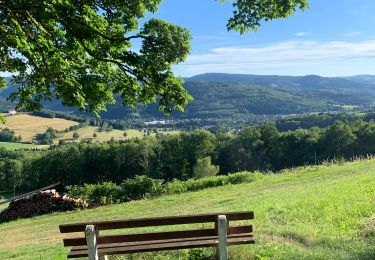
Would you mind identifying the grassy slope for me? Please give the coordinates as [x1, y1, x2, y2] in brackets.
[0, 142, 36, 150]
[0, 114, 79, 142]
[0, 160, 374, 260]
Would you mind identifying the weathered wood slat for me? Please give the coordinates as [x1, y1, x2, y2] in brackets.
[59, 211, 254, 233]
[64, 225, 253, 247]
[65, 228, 215, 247]
[68, 235, 254, 258]
[71, 232, 253, 252]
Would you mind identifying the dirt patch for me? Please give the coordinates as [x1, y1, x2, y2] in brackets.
[261, 231, 311, 250]
[362, 216, 375, 239]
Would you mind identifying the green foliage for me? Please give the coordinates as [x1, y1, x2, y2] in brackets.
[8, 119, 375, 193]
[66, 171, 262, 207]
[66, 182, 122, 207]
[36, 127, 57, 144]
[187, 249, 211, 260]
[226, 171, 262, 184]
[275, 112, 362, 131]
[72, 132, 79, 139]
[0, 0, 310, 118]
[0, 158, 23, 194]
[193, 157, 219, 179]
[120, 175, 164, 201]
[0, 128, 20, 142]
[164, 171, 261, 194]
[0, 1, 192, 115]
[67, 176, 164, 207]
[224, 0, 309, 34]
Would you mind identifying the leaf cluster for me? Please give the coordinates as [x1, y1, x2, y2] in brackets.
[0, 1, 192, 114]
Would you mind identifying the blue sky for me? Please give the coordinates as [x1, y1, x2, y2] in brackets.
[149, 0, 375, 77]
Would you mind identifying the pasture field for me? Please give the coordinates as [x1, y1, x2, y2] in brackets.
[0, 114, 179, 146]
[55, 126, 131, 143]
[0, 159, 374, 259]
[55, 127, 180, 144]
[1, 114, 79, 142]
[0, 141, 37, 150]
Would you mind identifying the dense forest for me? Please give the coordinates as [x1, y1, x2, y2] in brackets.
[2, 119, 375, 194]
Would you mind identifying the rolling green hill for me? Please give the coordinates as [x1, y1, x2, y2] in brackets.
[0, 159, 374, 259]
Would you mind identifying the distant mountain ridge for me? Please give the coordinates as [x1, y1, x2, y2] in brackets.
[2, 73, 375, 125]
[187, 73, 375, 90]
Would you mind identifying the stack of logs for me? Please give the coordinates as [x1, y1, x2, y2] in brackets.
[0, 190, 82, 223]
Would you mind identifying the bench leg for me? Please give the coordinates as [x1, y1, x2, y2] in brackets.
[218, 215, 228, 260]
[85, 225, 99, 260]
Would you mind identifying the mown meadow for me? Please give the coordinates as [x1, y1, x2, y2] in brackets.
[0, 159, 374, 259]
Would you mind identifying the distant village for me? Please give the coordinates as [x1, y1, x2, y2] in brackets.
[4, 109, 16, 116]
[144, 120, 174, 126]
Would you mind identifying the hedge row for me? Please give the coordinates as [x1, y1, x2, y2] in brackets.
[66, 171, 262, 207]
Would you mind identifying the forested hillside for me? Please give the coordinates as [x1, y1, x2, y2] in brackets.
[2, 74, 375, 128]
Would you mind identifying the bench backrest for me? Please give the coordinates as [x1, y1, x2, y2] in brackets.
[59, 211, 254, 247]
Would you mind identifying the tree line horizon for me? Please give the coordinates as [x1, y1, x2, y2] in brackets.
[1, 117, 374, 195]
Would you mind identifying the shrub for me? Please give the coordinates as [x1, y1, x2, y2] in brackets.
[193, 157, 219, 179]
[73, 132, 79, 139]
[164, 179, 188, 194]
[0, 128, 19, 142]
[65, 172, 262, 207]
[120, 175, 164, 201]
[165, 172, 262, 194]
[226, 171, 262, 184]
[66, 182, 122, 207]
[36, 127, 57, 144]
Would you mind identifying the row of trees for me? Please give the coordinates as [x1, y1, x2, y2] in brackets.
[2, 119, 375, 193]
[0, 128, 21, 142]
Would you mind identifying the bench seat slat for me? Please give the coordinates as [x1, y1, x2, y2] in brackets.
[72, 232, 253, 251]
[67, 234, 254, 258]
[64, 225, 252, 247]
[59, 211, 254, 233]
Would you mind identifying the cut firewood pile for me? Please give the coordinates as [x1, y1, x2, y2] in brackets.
[0, 190, 83, 223]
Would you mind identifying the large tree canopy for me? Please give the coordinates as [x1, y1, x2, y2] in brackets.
[0, 0, 308, 116]
[225, 0, 309, 34]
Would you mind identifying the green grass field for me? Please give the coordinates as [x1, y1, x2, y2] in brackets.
[0, 159, 374, 259]
[0, 142, 37, 150]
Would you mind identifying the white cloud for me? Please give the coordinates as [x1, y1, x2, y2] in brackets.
[175, 40, 375, 76]
[343, 31, 361, 37]
[295, 32, 312, 37]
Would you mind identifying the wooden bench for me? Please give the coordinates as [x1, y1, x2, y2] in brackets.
[59, 211, 254, 260]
